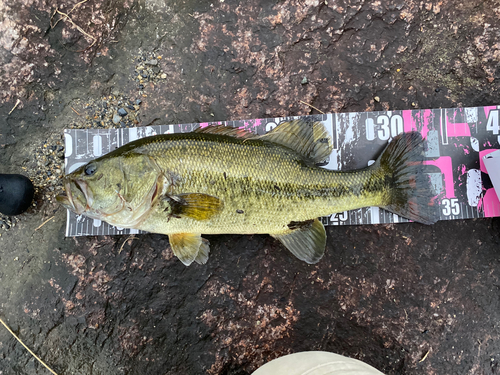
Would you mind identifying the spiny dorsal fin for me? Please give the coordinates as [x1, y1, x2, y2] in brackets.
[258, 120, 333, 164]
[194, 125, 257, 139]
[169, 233, 210, 266]
[271, 218, 326, 264]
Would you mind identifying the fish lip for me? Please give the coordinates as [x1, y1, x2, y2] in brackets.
[74, 178, 93, 211]
[56, 178, 78, 212]
[57, 178, 91, 215]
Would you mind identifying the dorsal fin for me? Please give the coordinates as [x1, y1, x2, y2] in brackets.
[194, 125, 257, 139]
[258, 120, 333, 163]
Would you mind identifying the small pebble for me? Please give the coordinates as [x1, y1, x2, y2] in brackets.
[160, 73, 167, 79]
[374, 96, 380, 102]
[145, 59, 158, 66]
[127, 105, 135, 110]
[135, 99, 142, 105]
[118, 108, 128, 117]
[139, 84, 144, 90]
[112, 113, 122, 124]
[301, 76, 308, 85]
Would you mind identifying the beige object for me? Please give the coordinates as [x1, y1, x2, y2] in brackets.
[252, 351, 385, 375]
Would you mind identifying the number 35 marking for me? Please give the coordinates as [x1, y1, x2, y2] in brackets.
[441, 198, 460, 216]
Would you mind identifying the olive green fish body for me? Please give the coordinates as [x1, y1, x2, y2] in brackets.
[58, 121, 438, 266]
[134, 134, 382, 235]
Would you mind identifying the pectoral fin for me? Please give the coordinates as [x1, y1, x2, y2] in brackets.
[166, 193, 223, 221]
[271, 218, 326, 264]
[169, 233, 210, 266]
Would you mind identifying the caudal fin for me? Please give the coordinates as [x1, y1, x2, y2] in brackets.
[377, 132, 439, 225]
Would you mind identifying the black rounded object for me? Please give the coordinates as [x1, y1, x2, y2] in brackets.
[0, 174, 35, 216]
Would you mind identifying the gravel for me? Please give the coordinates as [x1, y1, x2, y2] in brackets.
[134, 52, 167, 91]
[1, 51, 163, 234]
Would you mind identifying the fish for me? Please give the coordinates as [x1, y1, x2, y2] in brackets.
[57, 120, 439, 266]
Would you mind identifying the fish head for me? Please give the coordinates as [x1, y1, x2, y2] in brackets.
[57, 153, 161, 225]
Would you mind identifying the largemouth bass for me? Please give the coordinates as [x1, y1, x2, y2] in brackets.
[57, 120, 438, 265]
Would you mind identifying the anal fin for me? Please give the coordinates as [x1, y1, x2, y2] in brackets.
[169, 233, 211, 266]
[271, 218, 326, 264]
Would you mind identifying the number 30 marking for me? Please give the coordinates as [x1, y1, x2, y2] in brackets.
[365, 115, 404, 141]
[441, 198, 460, 216]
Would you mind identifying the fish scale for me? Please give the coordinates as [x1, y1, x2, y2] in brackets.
[139, 134, 378, 235]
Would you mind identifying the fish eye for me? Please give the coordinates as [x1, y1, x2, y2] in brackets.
[85, 163, 97, 176]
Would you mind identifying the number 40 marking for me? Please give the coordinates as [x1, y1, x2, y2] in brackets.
[441, 198, 460, 216]
[486, 110, 499, 135]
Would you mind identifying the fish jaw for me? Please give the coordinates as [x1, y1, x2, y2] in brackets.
[56, 178, 89, 215]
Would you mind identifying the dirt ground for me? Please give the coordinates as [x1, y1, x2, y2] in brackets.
[1, 0, 500, 374]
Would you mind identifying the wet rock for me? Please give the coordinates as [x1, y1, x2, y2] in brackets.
[1, 0, 500, 374]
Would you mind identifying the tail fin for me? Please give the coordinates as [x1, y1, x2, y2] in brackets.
[377, 132, 439, 225]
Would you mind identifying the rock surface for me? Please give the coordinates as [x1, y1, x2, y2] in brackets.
[0, 0, 499, 374]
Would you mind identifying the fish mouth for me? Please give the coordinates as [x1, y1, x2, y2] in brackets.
[56, 178, 92, 215]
